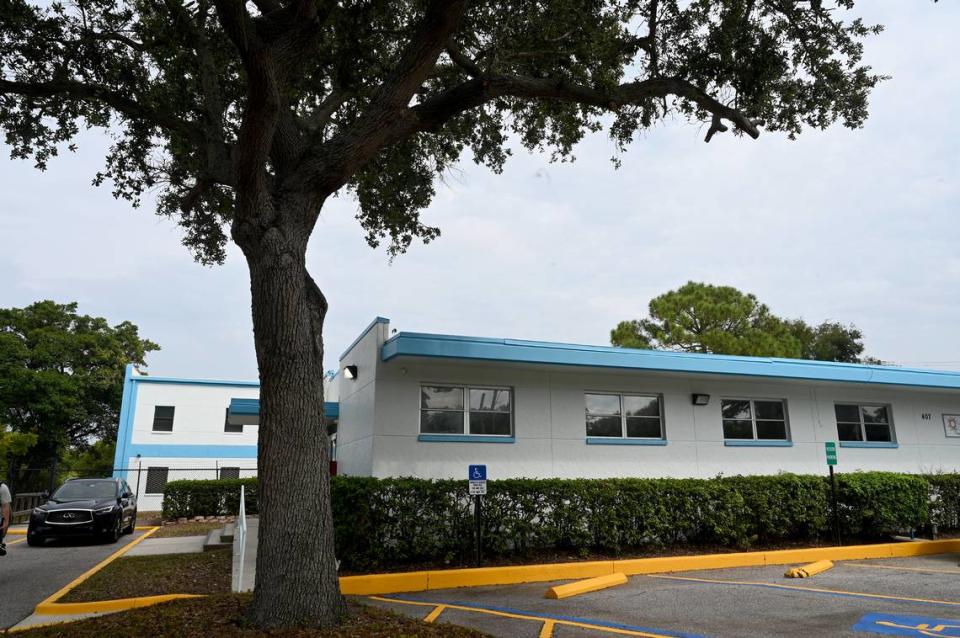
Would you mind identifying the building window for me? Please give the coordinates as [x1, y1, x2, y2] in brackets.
[144, 467, 169, 494]
[420, 385, 513, 436]
[152, 406, 175, 432]
[835, 403, 894, 442]
[585, 393, 664, 439]
[224, 408, 243, 433]
[219, 467, 240, 480]
[721, 399, 789, 441]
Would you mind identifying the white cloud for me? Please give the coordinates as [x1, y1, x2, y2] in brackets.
[1, 0, 958, 378]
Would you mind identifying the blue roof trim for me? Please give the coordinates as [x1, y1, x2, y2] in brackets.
[227, 398, 339, 419]
[228, 398, 260, 415]
[382, 331, 960, 390]
[340, 316, 390, 361]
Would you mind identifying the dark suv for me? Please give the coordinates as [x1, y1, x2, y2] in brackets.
[27, 478, 137, 546]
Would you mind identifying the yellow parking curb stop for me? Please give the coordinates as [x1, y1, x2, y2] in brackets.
[546, 572, 628, 599]
[785, 559, 834, 578]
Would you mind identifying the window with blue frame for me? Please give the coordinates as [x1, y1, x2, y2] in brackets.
[721, 398, 789, 441]
[585, 393, 664, 439]
[420, 385, 513, 436]
[835, 403, 895, 442]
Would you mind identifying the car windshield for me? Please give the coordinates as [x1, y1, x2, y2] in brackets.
[51, 481, 117, 502]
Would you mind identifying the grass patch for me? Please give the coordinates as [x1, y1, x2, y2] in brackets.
[152, 522, 224, 538]
[14, 595, 489, 637]
[60, 552, 231, 602]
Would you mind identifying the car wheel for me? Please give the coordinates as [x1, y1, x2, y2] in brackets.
[105, 516, 122, 543]
[123, 509, 137, 534]
[27, 533, 44, 547]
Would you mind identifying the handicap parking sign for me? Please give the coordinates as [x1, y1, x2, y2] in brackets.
[468, 465, 486, 481]
[854, 612, 960, 637]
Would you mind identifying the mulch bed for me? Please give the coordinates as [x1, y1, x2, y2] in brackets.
[13, 595, 488, 638]
[60, 552, 232, 602]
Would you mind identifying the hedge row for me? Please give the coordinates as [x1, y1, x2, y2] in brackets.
[163, 478, 259, 520]
[162, 472, 959, 571]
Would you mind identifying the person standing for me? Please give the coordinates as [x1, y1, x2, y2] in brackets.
[0, 481, 11, 556]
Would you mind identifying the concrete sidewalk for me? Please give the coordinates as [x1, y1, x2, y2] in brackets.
[126, 534, 207, 556]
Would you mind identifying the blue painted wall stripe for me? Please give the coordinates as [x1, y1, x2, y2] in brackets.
[127, 444, 259, 459]
[113, 364, 137, 477]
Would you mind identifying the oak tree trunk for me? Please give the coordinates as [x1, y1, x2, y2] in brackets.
[240, 207, 346, 627]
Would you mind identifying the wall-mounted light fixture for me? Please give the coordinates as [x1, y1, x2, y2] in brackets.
[343, 365, 358, 380]
[692, 393, 710, 406]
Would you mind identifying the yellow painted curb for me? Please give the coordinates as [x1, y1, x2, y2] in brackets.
[339, 539, 960, 596]
[34, 527, 160, 615]
[36, 594, 205, 615]
[785, 559, 834, 578]
[546, 572, 628, 599]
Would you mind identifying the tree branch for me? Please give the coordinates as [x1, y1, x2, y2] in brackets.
[446, 38, 482, 78]
[368, 0, 469, 110]
[211, 0, 259, 58]
[298, 87, 349, 133]
[408, 74, 760, 141]
[0, 78, 201, 142]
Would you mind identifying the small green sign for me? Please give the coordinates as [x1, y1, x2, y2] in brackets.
[825, 441, 838, 466]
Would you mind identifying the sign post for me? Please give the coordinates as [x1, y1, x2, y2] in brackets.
[469, 465, 487, 566]
[825, 442, 840, 546]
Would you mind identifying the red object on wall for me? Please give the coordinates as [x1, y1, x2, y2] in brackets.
[329, 461, 338, 476]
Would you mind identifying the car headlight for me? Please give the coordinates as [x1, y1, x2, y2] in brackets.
[32, 507, 46, 515]
[94, 505, 117, 514]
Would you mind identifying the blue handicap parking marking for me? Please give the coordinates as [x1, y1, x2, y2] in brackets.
[854, 612, 960, 637]
[468, 464, 486, 481]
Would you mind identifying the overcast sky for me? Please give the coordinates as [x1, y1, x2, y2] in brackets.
[2, 1, 958, 380]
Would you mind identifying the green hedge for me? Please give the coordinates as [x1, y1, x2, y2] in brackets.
[161, 472, 957, 571]
[162, 478, 258, 519]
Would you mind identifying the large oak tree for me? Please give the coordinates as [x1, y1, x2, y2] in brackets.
[1, 0, 886, 627]
[610, 281, 873, 361]
[0, 301, 158, 472]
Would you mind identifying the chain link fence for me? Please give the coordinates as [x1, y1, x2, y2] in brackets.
[7, 463, 258, 521]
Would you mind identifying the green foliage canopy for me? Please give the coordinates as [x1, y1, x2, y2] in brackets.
[0, 300, 158, 465]
[611, 281, 871, 361]
[0, 0, 885, 264]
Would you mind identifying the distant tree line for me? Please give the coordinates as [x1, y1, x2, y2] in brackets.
[611, 282, 880, 363]
[0, 301, 157, 481]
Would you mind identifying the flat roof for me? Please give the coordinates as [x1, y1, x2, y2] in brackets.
[381, 331, 960, 390]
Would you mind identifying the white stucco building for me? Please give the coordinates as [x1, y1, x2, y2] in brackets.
[116, 316, 960, 509]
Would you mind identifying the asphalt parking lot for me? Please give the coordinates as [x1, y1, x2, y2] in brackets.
[0, 530, 147, 629]
[365, 553, 960, 638]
